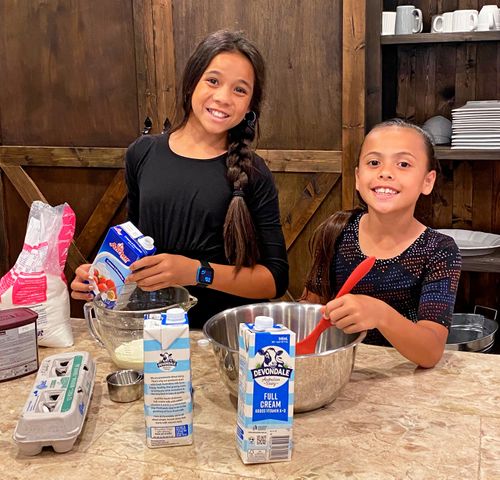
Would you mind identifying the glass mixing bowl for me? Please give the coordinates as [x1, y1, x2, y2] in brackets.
[84, 285, 197, 369]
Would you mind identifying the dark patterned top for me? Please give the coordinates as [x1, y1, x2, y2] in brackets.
[309, 213, 461, 346]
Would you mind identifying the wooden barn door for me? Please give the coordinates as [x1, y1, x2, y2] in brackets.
[0, 0, 366, 311]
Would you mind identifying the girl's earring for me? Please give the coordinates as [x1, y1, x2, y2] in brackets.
[245, 111, 257, 130]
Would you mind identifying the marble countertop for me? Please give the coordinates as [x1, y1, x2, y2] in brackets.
[2, 318, 500, 480]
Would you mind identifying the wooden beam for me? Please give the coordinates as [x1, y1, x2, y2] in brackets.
[0, 164, 88, 273]
[0, 165, 48, 205]
[0, 170, 9, 274]
[342, 0, 366, 209]
[282, 173, 341, 250]
[133, 0, 176, 134]
[153, 0, 176, 124]
[257, 149, 342, 173]
[0, 146, 125, 168]
[365, 0, 382, 130]
[133, 0, 157, 134]
[0, 146, 343, 173]
[75, 170, 127, 258]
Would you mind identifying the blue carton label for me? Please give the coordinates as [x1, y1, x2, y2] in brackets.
[175, 425, 189, 437]
[90, 222, 155, 308]
[250, 332, 293, 422]
[236, 323, 295, 464]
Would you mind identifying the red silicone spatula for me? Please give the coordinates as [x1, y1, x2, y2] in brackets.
[296, 256, 376, 355]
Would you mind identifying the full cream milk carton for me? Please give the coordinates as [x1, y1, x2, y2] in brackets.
[143, 308, 193, 448]
[237, 315, 295, 464]
[90, 221, 155, 308]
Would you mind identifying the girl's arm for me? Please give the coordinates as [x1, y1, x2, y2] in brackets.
[127, 254, 277, 298]
[323, 294, 448, 368]
[378, 305, 449, 368]
[324, 237, 461, 368]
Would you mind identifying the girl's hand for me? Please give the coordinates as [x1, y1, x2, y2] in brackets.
[321, 294, 387, 334]
[127, 253, 199, 291]
[70, 264, 94, 301]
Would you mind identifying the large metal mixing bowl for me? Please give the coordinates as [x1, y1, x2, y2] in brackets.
[203, 302, 366, 412]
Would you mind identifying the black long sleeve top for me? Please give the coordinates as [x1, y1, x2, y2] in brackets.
[124, 134, 289, 328]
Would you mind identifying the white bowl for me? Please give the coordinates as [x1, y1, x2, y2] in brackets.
[422, 115, 452, 143]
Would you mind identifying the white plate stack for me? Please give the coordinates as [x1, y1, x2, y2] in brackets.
[451, 100, 500, 149]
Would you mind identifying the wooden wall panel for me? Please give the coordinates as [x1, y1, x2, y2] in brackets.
[133, 0, 177, 134]
[342, 0, 366, 209]
[0, 0, 347, 318]
[275, 172, 342, 299]
[0, 0, 138, 146]
[172, 0, 343, 150]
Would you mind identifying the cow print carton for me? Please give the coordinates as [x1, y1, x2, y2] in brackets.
[143, 308, 193, 448]
[236, 315, 295, 464]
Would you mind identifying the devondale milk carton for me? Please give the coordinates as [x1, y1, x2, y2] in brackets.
[143, 308, 193, 448]
[90, 221, 155, 308]
[237, 315, 296, 464]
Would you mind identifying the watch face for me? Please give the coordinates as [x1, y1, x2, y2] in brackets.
[198, 266, 213, 284]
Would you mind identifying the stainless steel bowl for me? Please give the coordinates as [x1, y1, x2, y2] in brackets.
[203, 302, 366, 412]
[106, 370, 144, 403]
[446, 313, 498, 352]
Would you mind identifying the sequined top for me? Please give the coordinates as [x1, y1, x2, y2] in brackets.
[309, 213, 462, 346]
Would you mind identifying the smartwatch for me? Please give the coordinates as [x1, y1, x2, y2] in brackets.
[196, 260, 214, 287]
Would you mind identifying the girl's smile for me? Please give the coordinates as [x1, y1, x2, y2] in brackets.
[206, 108, 230, 120]
[189, 51, 255, 140]
[356, 126, 436, 215]
[372, 186, 400, 199]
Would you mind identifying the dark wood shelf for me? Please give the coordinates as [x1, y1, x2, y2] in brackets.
[434, 147, 500, 161]
[381, 31, 500, 45]
[461, 250, 500, 273]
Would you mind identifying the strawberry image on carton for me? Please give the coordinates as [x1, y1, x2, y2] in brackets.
[90, 222, 155, 308]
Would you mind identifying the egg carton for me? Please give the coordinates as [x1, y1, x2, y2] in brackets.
[13, 351, 96, 455]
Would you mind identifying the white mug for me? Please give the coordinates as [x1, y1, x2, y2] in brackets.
[395, 5, 423, 34]
[432, 12, 454, 33]
[452, 9, 478, 32]
[478, 5, 500, 31]
[495, 8, 500, 30]
[382, 11, 397, 35]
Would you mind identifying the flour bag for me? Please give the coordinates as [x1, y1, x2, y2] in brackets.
[0, 201, 76, 347]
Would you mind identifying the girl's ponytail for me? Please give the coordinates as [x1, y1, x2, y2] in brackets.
[223, 112, 260, 271]
[303, 207, 364, 303]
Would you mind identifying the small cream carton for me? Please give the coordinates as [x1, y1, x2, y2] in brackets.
[237, 315, 295, 464]
[90, 221, 155, 308]
[143, 308, 193, 448]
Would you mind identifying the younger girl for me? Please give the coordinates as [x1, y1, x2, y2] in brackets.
[302, 119, 461, 368]
[71, 30, 288, 328]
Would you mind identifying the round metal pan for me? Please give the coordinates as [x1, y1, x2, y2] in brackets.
[445, 313, 498, 352]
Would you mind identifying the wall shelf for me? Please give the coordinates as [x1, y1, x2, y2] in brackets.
[381, 31, 500, 45]
[434, 147, 500, 161]
[461, 250, 500, 273]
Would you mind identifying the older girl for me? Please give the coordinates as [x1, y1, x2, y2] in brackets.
[71, 30, 288, 328]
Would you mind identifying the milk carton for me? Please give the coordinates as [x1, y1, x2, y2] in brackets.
[237, 315, 295, 464]
[90, 221, 155, 308]
[143, 308, 193, 448]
